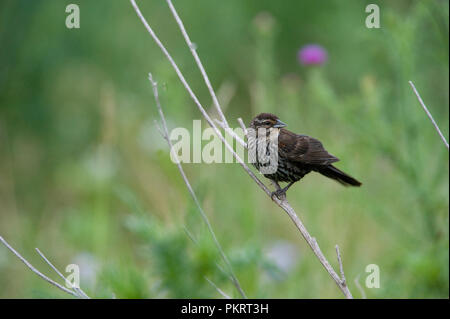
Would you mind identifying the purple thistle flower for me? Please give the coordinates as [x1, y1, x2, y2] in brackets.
[298, 44, 328, 66]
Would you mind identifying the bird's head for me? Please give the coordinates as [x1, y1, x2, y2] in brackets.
[250, 113, 287, 130]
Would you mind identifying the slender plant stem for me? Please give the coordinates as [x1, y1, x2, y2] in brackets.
[214, 119, 247, 148]
[166, 0, 229, 128]
[409, 81, 449, 150]
[237, 118, 248, 137]
[335, 245, 347, 287]
[0, 236, 79, 298]
[205, 277, 232, 299]
[35, 248, 90, 299]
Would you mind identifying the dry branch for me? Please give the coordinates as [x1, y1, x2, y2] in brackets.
[205, 277, 232, 299]
[130, 0, 353, 298]
[335, 245, 347, 288]
[35, 248, 90, 299]
[237, 118, 248, 137]
[0, 236, 82, 298]
[166, 0, 229, 128]
[214, 119, 247, 148]
[409, 81, 449, 150]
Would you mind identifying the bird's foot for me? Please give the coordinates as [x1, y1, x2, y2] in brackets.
[270, 180, 285, 200]
[271, 189, 287, 201]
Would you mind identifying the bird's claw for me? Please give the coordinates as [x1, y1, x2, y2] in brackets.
[271, 189, 286, 201]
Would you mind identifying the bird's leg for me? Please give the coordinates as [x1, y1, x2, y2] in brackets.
[270, 180, 283, 200]
[271, 181, 295, 200]
[270, 180, 282, 190]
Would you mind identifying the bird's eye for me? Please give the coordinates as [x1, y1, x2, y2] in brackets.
[263, 121, 271, 125]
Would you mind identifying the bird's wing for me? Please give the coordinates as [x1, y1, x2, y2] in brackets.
[278, 129, 339, 165]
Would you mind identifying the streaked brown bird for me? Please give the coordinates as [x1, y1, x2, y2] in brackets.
[248, 113, 361, 199]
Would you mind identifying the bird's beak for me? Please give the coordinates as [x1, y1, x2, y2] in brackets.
[273, 119, 287, 128]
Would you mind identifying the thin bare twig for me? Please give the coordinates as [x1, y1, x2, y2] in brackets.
[148, 74, 247, 299]
[237, 118, 248, 137]
[335, 245, 347, 287]
[205, 277, 232, 299]
[409, 81, 449, 150]
[35, 248, 90, 299]
[166, 0, 229, 128]
[214, 119, 247, 148]
[131, 0, 353, 298]
[0, 236, 78, 298]
[154, 119, 166, 140]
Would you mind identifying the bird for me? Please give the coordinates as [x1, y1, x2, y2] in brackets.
[247, 113, 361, 199]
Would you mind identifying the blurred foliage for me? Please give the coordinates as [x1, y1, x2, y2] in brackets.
[0, 0, 448, 298]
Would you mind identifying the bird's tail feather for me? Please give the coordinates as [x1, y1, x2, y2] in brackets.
[318, 165, 362, 187]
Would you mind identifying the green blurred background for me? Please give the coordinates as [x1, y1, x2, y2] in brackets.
[0, 0, 448, 298]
